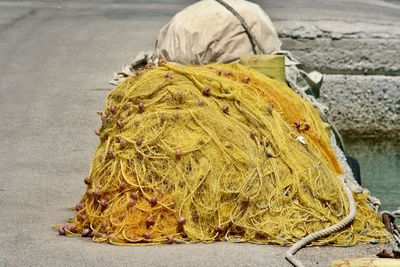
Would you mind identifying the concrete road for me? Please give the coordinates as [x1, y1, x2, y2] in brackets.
[0, 1, 394, 266]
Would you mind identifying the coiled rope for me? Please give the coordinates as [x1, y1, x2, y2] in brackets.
[285, 179, 357, 267]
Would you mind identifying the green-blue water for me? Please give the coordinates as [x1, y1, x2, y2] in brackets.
[345, 138, 400, 212]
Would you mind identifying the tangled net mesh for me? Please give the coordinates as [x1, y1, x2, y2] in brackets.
[61, 62, 388, 246]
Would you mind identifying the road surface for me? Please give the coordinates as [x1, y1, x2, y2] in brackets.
[0, 1, 395, 266]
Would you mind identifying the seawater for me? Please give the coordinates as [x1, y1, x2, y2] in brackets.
[345, 138, 400, 212]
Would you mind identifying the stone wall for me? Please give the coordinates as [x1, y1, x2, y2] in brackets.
[275, 22, 400, 138]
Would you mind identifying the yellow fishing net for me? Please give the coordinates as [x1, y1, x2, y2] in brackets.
[60, 62, 388, 246]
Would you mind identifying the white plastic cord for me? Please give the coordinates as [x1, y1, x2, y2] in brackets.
[285, 180, 357, 267]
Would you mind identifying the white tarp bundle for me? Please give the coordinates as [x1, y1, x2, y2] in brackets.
[155, 0, 281, 64]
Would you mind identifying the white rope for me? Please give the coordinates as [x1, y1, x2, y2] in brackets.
[285, 180, 357, 267]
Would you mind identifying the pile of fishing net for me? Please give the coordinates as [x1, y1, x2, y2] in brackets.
[59, 62, 389, 246]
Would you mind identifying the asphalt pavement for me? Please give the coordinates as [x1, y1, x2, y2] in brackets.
[0, 1, 394, 266]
